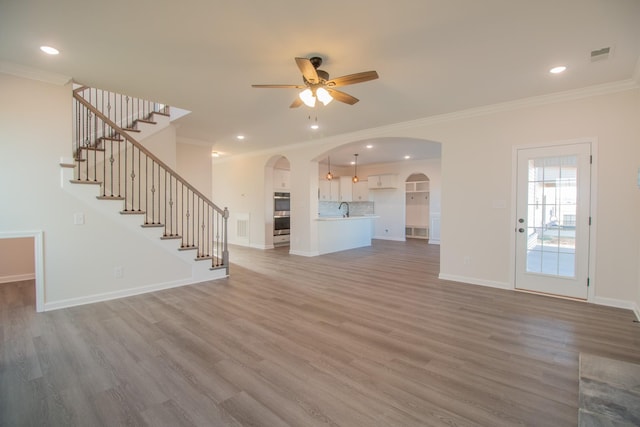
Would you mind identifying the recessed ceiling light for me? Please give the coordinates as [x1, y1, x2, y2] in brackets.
[40, 46, 59, 55]
[236, 135, 245, 140]
[310, 124, 319, 130]
[404, 155, 411, 160]
[350, 161, 356, 165]
[366, 144, 373, 149]
[211, 151, 220, 158]
[549, 66, 567, 74]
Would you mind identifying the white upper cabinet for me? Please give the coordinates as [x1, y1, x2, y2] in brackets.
[368, 174, 398, 189]
[339, 176, 353, 201]
[274, 168, 290, 190]
[319, 179, 340, 201]
[353, 181, 369, 201]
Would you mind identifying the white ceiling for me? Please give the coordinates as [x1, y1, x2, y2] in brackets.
[1, 0, 639, 167]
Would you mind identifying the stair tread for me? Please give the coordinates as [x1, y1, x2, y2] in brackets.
[70, 179, 102, 185]
[178, 246, 197, 251]
[135, 119, 157, 125]
[120, 210, 145, 215]
[98, 136, 124, 142]
[122, 128, 141, 133]
[79, 147, 105, 152]
[152, 111, 170, 117]
[161, 235, 182, 240]
[141, 223, 164, 228]
[97, 196, 125, 200]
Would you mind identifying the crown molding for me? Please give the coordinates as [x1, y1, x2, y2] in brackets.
[0, 61, 72, 86]
[214, 78, 640, 162]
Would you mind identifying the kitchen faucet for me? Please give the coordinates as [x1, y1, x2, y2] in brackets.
[338, 201, 350, 218]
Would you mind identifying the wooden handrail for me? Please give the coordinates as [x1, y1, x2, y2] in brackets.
[73, 89, 224, 215]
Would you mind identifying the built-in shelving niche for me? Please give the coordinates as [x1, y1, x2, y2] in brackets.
[405, 174, 430, 240]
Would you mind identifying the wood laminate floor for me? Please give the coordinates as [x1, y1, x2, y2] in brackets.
[2, 239, 640, 426]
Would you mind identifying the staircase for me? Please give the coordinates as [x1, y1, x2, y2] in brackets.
[67, 86, 229, 275]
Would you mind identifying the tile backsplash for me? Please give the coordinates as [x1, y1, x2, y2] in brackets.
[318, 201, 374, 217]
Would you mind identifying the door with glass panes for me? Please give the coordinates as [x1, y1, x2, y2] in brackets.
[515, 143, 591, 299]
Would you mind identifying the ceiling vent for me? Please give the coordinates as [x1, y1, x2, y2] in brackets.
[590, 47, 611, 62]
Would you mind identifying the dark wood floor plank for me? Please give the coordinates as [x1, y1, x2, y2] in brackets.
[2, 239, 640, 426]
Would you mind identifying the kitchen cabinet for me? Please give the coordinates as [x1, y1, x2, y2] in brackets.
[274, 168, 290, 190]
[352, 181, 369, 201]
[319, 179, 340, 201]
[339, 176, 353, 201]
[368, 174, 397, 189]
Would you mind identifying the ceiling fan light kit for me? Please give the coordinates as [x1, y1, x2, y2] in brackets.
[252, 56, 379, 108]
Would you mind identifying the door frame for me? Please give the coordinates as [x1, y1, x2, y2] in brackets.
[0, 230, 45, 312]
[509, 138, 598, 301]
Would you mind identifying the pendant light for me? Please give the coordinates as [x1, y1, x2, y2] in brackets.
[326, 156, 333, 181]
[352, 153, 359, 183]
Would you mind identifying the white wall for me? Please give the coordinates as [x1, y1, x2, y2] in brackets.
[139, 123, 177, 169]
[0, 237, 34, 283]
[0, 73, 204, 309]
[176, 141, 212, 197]
[214, 85, 640, 309]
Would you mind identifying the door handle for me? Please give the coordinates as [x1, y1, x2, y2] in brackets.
[518, 228, 525, 233]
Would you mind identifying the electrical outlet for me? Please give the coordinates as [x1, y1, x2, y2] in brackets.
[114, 266, 123, 278]
[73, 212, 85, 225]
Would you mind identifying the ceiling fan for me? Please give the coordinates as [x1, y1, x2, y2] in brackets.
[252, 56, 379, 108]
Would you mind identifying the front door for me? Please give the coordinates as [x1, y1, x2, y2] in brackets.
[515, 143, 591, 299]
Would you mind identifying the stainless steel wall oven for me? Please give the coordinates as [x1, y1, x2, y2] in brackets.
[274, 192, 290, 245]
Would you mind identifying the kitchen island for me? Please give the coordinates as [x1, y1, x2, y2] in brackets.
[316, 215, 378, 255]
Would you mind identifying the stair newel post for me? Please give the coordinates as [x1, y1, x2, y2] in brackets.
[117, 137, 122, 197]
[109, 139, 114, 197]
[198, 197, 206, 256]
[163, 170, 168, 236]
[184, 190, 189, 247]
[207, 204, 211, 258]
[123, 139, 128, 211]
[223, 207, 229, 273]
[192, 190, 196, 248]
[150, 161, 155, 224]
[180, 183, 185, 248]
[169, 174, 174, 236]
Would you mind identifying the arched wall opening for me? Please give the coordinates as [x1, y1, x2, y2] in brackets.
[312, 137, 442, 244]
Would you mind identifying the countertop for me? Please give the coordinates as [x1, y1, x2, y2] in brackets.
[315, 215, 379, 221]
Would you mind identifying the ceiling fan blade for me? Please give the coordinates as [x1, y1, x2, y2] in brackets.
[251, 84, 306, 89]
[295, 57, 319, 84]
[326, 71, 379, 87]
[327, 88, 359, 105]
[289, 97, 303, 108]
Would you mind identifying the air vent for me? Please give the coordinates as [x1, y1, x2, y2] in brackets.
[590, 47, 611, 62]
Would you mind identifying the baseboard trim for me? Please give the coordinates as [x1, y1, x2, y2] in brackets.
[438, 274, 640, 320]
[592, 296, 640, 320]
[373, 236, 406, 242]
[438, 273, 512, 290]
[0, 273, 35, 284]
[43, 276, 224, 312]
[289, 249, 319, 257]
